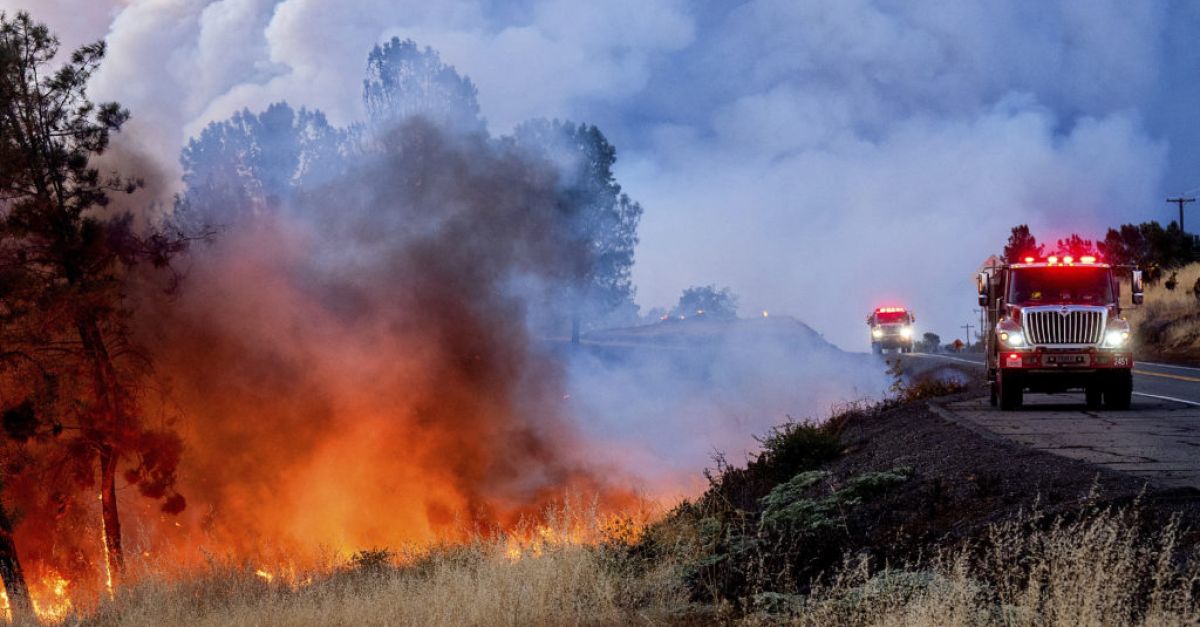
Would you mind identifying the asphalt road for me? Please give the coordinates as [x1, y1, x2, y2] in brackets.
[906, 352, 1200, 489]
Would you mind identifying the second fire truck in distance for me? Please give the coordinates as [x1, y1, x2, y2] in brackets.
[977, 254, 1144, 410]
[867, 307, 916, 354]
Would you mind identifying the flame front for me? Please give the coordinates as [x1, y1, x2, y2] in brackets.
[29, 572, 72, 622]
[0, 123, 667, 614]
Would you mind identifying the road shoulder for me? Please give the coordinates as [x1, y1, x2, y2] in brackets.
[819, 391, 1200, 568]
[934, 395, 1200, 490]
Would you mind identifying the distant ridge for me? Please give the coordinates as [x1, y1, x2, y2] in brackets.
[584, 315, 840, 353]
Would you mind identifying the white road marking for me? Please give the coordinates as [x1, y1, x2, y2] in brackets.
[1132, 392, 1200, 408]
[917, 354, 1200, 405]
[1139, 361, 1200, 373]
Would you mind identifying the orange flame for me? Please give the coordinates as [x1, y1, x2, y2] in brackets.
[30, 571, 72, 622]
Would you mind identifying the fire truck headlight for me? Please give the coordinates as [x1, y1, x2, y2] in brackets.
[1104, 329, 1130, 348]
[872, 328, 883, 339]
[900, 326, 913, 339]
[1000, 331, 1025, 347]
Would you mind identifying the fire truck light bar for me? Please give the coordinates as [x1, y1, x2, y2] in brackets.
[1020, 255, 1101, 266]
[875, 307, 907, 313]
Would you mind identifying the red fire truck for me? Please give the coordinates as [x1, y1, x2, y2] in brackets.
[976, 255, 1144, 410]
[867, 307, 915, 354]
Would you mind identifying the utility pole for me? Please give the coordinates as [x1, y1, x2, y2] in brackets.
[1167, 197, 1196, 234]
[961, 323, 974, 351]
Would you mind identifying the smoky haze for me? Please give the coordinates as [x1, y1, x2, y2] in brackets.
[130, 118, 645, 557]
[2, 1, 1195, 558]
[2, 0, 1190, 345]
[4, 0, 1189, 348]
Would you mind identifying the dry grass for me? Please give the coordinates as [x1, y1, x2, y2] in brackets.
[80, 544, 683, 627]
[1126, 262, 1200, 358]
[10, 457, 1194, 627]
[750, 507, 1200, 626]
[16, 501, 1190, 626]
[66, 502, 691, 627]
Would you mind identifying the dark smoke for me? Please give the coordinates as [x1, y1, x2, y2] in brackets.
[125, 117, 633, 559]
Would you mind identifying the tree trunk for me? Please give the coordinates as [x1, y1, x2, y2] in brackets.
[0, 503, 32, 618]
[76, 315, 125, 584]
[98, 445, 123, 586]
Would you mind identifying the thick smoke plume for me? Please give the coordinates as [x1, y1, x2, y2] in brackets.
[3, 0, 1187, 346]
[110, 119, 636, 564]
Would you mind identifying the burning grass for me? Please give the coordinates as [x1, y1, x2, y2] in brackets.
[17, 498, 683, 626]
[78, 541, 688, 627]
[52, 495, 1200, 626]
[17, 392, 1200, 625]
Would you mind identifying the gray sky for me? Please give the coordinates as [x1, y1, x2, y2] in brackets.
[4, 0, 1195, 348]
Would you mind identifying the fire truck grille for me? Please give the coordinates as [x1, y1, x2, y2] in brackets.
[1024, 309, 1105, 346]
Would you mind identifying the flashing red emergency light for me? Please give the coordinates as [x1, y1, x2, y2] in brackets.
[1022, 255, 1101, 266]
[875, 307, 907, 313]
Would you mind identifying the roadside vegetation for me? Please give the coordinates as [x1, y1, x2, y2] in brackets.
[1126, 261, 1200, 363]
[70, 369, 1200, 626]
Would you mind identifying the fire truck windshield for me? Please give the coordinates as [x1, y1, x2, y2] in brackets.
[1008, 266, 1113, 305]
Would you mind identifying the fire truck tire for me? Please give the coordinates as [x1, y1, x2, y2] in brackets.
[872, 343, 882, 355]
[989, 379, 998, 406]
[1104, 371, 1133, 410]
[1085, 384, 1102, 410]
[998, 371, 1022, 410]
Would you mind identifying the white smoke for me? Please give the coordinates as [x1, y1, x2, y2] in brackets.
[0, 1, 1183, 447]
[0, 1, 1174, 346]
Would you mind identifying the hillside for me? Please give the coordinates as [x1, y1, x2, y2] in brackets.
[585, 315, 838, 352]
[1128, 262, 1200, 364]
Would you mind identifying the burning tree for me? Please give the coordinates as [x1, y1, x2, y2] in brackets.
[0, 11, 190, 591]
[181, 42, 644, 345]
[174, 102, 347, 231]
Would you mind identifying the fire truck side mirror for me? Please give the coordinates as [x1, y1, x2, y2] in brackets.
[976, 272, 990, 307]
[1131, 270, 1144, 305]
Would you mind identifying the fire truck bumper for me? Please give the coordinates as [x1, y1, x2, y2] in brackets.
[997, 348, 1132, 371]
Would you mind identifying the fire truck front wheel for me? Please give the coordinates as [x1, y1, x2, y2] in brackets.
[872, 343, 882, 355]
[1104, 370, 1133, 410]
[998, 370, 1023, 411]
